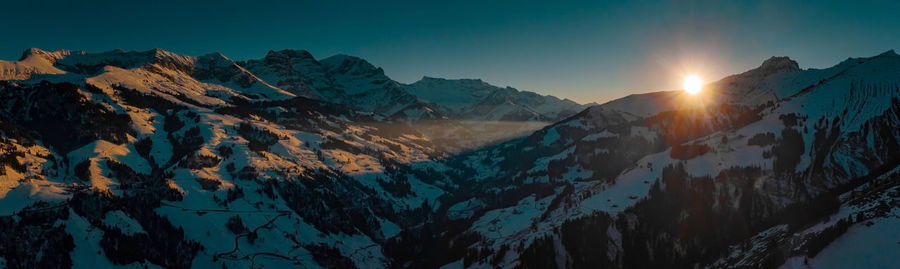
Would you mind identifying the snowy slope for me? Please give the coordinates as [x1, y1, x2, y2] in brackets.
[0, 49, 454, 268]
[389, 50, 900, 268]
[0, 48, 67, 80]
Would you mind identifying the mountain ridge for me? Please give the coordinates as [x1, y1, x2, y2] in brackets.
[0, 48, 897, 268]
[2, 47, 590, 151]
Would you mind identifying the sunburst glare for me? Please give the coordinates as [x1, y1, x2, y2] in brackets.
[682, 75, 703, 95]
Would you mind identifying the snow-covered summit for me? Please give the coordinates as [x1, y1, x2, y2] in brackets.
[0, 48, 68, 80]
[2, 47, 196, 80]
[717, 49, 899, 106]
[238, 49, 432, 119]
[50, 48, 195, 75]
[319, 54, 396, 96]
[405, 76, 586, 121]
[18, 47, 71, 62]
[752, 56, 800, 75]
[194, 52, 255, 82]
[320, 54, 386, 78]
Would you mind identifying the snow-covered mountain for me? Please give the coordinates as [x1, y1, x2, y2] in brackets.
[0, 48, 897, 268]
[400, 77, 588, 152]
[405, 77, 586, 121]
[233, 49, 588, 123]
[237, 50, 419, 114]
[0, 47, 455, 268]
[596, 52, 897, 118]
[0, 48, 68, 80]
[232, 49, 587, 150]
[391, 50, 900, 268]
[2, 47, 587, 152]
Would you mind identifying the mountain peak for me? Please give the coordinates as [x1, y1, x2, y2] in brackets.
[19, 48, 71, 62]
[416, 76, 486, 85]
[759, 56, 800, 72]
[730, 56, 800, 79]
[206, 52, 230, 61]
[264, 49, 316, 61]
[149, 48, 177, 57]
[319, 54, 383, 76]
[322, 54, 364, 63]
[32, 48, 197, 75]
[321, 54, 371, 67]
[259, 49, 321, 71]
[149, 48, 195, 65]
[419, 76, 443, 82]
[877, 49, 897, 57]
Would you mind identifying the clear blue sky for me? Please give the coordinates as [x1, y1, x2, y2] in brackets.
[2, 0, 898, 103]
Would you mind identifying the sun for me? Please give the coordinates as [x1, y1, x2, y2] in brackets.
[682, 75, 703, 95]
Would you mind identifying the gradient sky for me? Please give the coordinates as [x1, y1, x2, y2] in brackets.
[2, 0, 898, 104]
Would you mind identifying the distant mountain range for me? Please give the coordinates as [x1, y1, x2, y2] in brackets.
[2, 48, 585, 121]
[1, 48, 587, 153]
[0, 47, 897, 268]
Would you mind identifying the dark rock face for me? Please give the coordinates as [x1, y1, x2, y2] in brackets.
[193, 53, 259, 88]
[757, 56, 801, 75]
